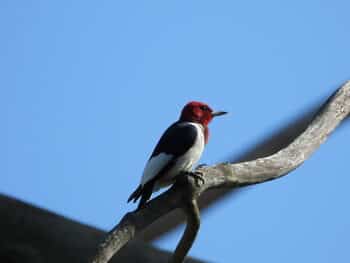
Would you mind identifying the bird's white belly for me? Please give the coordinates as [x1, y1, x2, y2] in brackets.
[154, 123, 205, 190]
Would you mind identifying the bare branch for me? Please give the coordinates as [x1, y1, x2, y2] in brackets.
[170, 199, 200, 263]
[90, 81, 350, 263]
[195, 82, 350, 191]
[169, 176, 201, 263]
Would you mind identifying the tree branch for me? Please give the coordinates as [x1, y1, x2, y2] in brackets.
[170, 198, 200, 263]
[90, 81, 350, 263]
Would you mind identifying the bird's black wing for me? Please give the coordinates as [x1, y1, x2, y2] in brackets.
[128, 122, 199, 208]
[150, 121, 198, 158]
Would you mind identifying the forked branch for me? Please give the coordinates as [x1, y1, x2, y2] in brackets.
[90, 81, 350, 263]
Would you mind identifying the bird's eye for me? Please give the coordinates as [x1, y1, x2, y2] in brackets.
[200, 105, 209, 111]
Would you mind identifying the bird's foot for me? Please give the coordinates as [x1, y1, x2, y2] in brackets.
[187, 171, 205, 187]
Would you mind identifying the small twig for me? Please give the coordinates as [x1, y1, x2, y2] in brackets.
[170, 199, 200, 263]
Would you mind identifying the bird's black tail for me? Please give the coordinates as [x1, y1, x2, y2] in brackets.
[127, 184, 143, 203]
[127, 182, 155, 209]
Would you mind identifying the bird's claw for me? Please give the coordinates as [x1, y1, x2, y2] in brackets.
[188, 171, 205, 186]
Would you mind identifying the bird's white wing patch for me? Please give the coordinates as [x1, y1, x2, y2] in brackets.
[141, 153, 173, 186]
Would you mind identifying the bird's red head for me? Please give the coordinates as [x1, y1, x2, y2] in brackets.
[179, 101, 227, 126]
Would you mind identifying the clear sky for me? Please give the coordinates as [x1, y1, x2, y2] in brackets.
[1, 1, 350, 262]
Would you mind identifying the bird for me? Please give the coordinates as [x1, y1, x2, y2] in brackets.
[128, 101, 227, 209]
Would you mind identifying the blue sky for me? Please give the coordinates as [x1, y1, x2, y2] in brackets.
[1, 1, 350, 262]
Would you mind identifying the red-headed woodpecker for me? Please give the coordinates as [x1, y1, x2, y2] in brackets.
[128, 101, 227, 208]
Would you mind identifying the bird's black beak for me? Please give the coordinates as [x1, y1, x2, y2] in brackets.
[211, 111, 228, 117]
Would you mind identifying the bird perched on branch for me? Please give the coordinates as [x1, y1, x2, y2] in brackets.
[128, 101, 227, 209]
